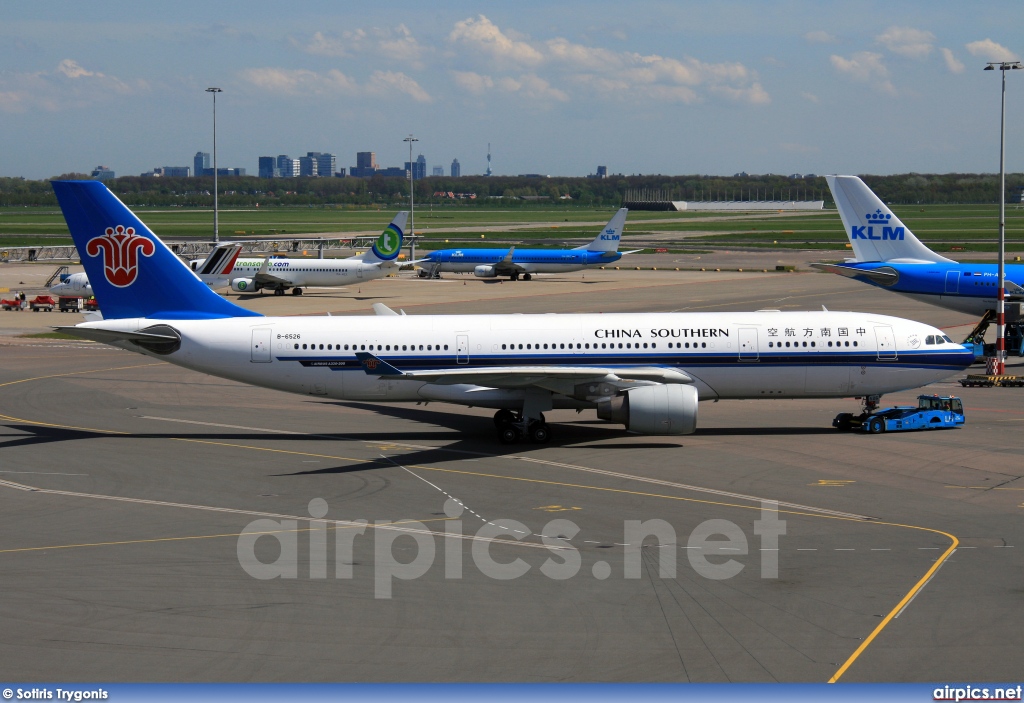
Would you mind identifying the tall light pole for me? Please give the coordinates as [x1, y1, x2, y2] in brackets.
[404, 134, 418, 261]
[984, 61, 1021, 375]
[206, 87, 223, 243]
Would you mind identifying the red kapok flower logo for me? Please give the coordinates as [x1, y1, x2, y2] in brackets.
[85, 225, 156, 287]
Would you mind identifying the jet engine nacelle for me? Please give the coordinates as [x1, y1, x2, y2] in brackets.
[474, 265, 498, 278]
[230, 278, 256, 292]
[597, 384, 698, 435]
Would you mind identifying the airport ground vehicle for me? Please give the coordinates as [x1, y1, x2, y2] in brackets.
[1, 298, 23, 311]
[29, 295, 57, 312]
[59, 296, 83, 312]
[833, 395, 965, 433]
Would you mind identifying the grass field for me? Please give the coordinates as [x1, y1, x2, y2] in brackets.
[1, 203, 1021, 252]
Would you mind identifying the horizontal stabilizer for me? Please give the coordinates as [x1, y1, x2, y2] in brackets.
[811, 262, 899, 286]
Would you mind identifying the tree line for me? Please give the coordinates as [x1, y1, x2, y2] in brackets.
[1, 172, 1021, 208]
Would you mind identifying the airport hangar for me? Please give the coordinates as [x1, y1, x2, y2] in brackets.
[0, 261, 1020, 683]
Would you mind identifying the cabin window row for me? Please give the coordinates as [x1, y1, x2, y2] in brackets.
[294, 343, 450, 351]
[500, 342, 658, 350]
[767, 340, 858, 348]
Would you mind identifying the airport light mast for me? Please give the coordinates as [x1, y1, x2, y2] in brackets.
[206, 87, 222, 244]
[404, 134, 418, 261]
[984, 61, 1021, 375]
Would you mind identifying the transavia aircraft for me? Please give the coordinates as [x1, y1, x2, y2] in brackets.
[50, 216, 407, 298]
[421, 208, 638, 281]
[814, 175, 1024, 316]
[213, 213, 408, 295]
[52, 180, 973, 443]
[50, 241, 244, 298]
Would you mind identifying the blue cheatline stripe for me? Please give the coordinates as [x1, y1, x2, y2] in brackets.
[277, 351, 971, 372]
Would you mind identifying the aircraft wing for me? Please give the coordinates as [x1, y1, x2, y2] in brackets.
[253, 259, 295, 287]
[354, 352, 691, 391]
[811, 262, 899, 286]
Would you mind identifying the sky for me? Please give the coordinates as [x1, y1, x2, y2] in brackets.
[0, 1, 1021, 180]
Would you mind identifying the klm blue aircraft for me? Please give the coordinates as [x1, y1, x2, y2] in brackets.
[421, 208, 635, 280]
[813, 175, 1024, 317]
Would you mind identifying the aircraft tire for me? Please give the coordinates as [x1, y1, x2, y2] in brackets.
[292, 287, 303, 296]
[869, 418, 885, 434]
[274, 289, 285, 296]
[528, 423, 550, 444]
[510, 272, 519, 281]
[493, 409, 516, 428]
[498, 426, 521, 444]
[523, 273, 532, 281]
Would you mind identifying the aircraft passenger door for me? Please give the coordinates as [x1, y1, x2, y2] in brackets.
[251, 328, 272, 363]
[357, 266, 364, 279]
[738, 328, 759, 361]
[456, 334, 469, 364]
[945, 271, 960, 294]
[874, 325, 897, 360]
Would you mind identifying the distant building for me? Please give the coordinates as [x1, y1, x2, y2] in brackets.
[91, 166, 115, 181]
[298, 155, 319, 177]
[258, 156, 277, 179]
[587, 165, 608, 179]
[377, 167, 408, 178]
[405, 154, 427, 180]
[311, 152, 336, 179]
[194, 152, 210, 177]
[334, 167, 346, 178]
[141, 166, 190, 178]
[276, 155, 299, 178]
[432, 166, 444, 177]
[451, 158, 461, 178]
[351, 151, 379, 177]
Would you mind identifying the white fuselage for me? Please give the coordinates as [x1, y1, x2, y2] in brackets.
[49, 272, 92, 297]
[82, 311, 970, 412]
[221, 256, 393, 290]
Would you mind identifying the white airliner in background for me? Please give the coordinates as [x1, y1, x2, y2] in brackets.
[50, 241, 243, 298]
[212, 212, 409, 295]
[51, 181, 973, 443]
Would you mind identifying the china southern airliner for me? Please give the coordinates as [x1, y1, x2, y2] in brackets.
[422, 208, 637, 280]
[814, 175, 1024, 317]
[51, 180, 972, 443]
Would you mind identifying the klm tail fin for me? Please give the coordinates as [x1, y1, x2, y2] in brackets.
[360, 211, 408, 264]
[826, 176, 951, 264]
[576, 208, 628, 252]
[52, 180, 260, 320]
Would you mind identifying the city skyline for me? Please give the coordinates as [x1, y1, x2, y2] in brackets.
[0, 2, 1020, 180]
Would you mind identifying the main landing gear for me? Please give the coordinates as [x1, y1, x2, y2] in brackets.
[291, 287, 303, 295]
[494, 409, 550, 444]
[274, 288, 285, 296]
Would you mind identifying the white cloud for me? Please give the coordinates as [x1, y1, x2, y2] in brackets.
[0, 59, 142, 113]
[800, 91, 820, 103]
[367, 70, 432, 102]
[965, 39, 1019, 62]
[445, 16, 771, 107]
[830, 52, 897, 95]
[711, 82, 771, 105]
[241, 67, 429, 102]
[876, 26, 935, 59]
[941, 47, 965, 74]
[497, 73, 568, 102]
[379, 25, 425, 69]
[294, 26, 426, 68]
[804, 30, 838, 44]
[451, 70, 494, 94]
[448, 15, 544, 66]
[239, 67, 357, 95]
[298, 31, 350, 59]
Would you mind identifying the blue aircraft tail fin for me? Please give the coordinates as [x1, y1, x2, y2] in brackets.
[51, 180, 261, 320]
[827, 176, 951, 264]
[360, 211, 408, 264]
[576, 208, 628, 252]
